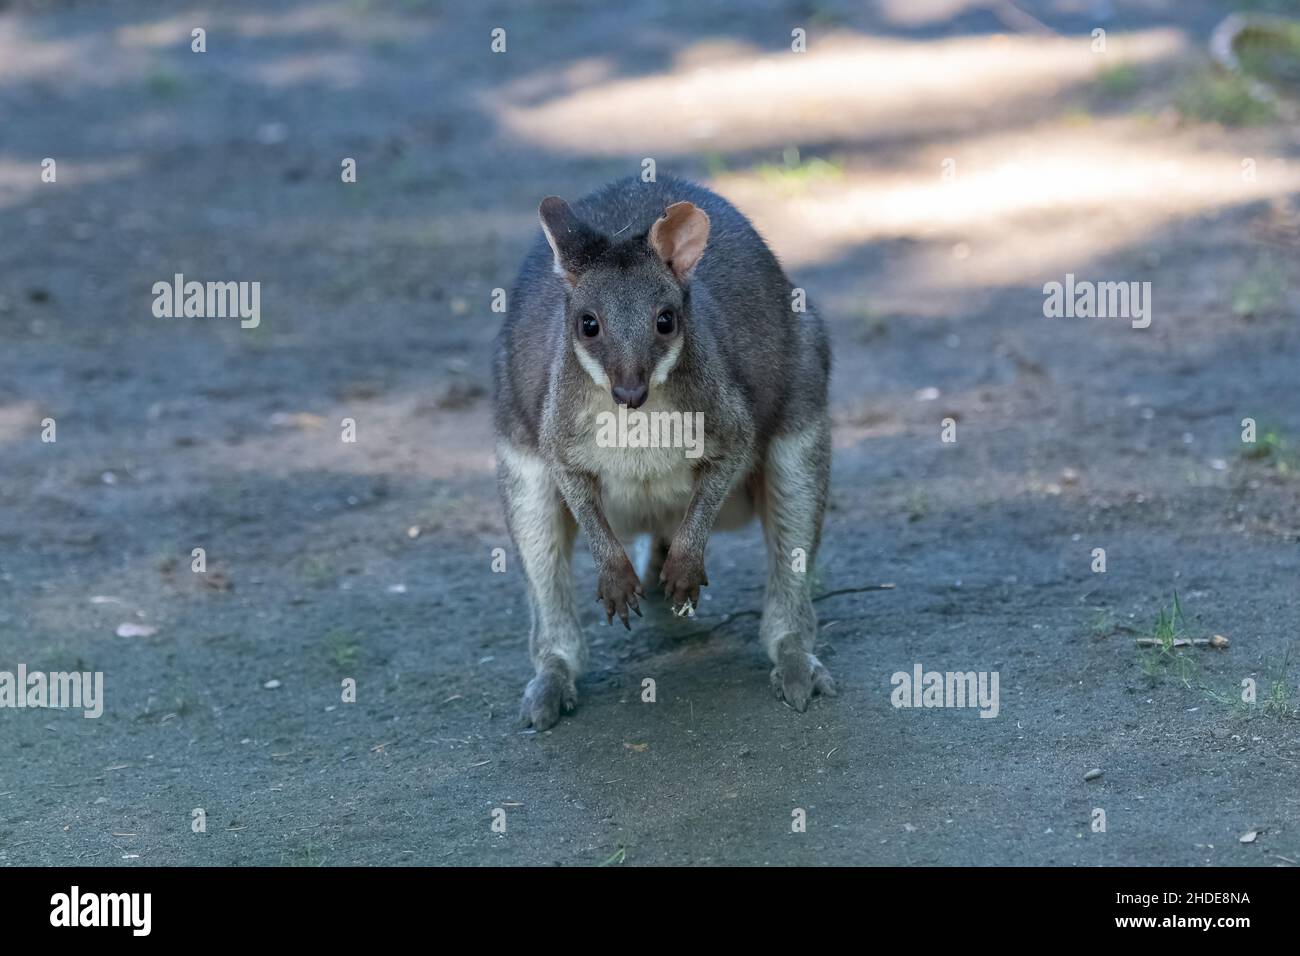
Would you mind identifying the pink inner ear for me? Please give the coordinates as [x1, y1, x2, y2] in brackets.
[651, 203, 710, 280]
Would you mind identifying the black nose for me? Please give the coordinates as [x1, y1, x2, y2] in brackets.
[612, 383, 648, 409]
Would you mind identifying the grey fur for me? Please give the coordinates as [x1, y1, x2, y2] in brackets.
[494, 175, 833, 729]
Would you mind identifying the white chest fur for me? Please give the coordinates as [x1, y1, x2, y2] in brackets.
[567, 387, 699, 537]
[565, 385, 756, 539]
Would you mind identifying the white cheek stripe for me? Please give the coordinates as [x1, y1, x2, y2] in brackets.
[650, 336, 683, 387]
[573, 340, 609, 388]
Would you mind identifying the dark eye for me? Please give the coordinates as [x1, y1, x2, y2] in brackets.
[580, 313, 600, 338]
[656, 308, 676, 335]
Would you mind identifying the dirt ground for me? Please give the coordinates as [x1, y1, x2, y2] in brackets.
[1, 0, 1298, 866]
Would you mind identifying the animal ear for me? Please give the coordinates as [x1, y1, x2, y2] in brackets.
[649, 201, 710, 282]
[539, 196, 606, 284]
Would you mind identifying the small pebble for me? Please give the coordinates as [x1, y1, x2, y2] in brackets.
[1084, 768, 1103, 781]
[115, 623, 157, 638]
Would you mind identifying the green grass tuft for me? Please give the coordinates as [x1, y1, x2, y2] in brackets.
[1176, 68, 1276, 125]
[1097, 63, 1141, 97]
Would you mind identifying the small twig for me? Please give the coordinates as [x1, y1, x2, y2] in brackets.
[813, 583, 896, 603]
[1136, 636, 1229, 649]
[675, 583, 895, 640]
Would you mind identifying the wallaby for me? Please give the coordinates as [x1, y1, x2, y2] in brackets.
[494, 174, 834, 730]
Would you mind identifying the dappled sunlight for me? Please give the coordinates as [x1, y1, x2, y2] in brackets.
[115, 14, 213, 49]
[224, 1, 434, 44]
[876, 0, 1000, 29]
[0, 2, 426, 90]
[114, 3, 422, 48]
[0, 18, 100, 85]
[0, 155, 141, 210]
[0, 400, 42, 446]
[249, 50, 366, 89]
[186, 394, 497, 482]
[490, 29, 1186, 156]
[713, 122, 1300, 286]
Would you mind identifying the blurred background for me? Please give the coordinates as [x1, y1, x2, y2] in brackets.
[1, 0, 1298, 866]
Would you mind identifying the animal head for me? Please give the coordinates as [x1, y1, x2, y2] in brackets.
[539, 196, 710, 409]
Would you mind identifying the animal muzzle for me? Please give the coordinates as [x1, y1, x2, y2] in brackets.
[611, 381, 648, 409]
